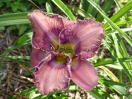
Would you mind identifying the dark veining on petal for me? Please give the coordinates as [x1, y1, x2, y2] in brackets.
[33, 52, 71, 95]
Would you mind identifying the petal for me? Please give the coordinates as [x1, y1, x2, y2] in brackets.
[33, 53, 71, 95]
[30, 47, 46, 67]
[63, 19, 75, 27]
[28, 10, 64, 50]
[71, 58, 98, 90]
[59, 19, 104, 59]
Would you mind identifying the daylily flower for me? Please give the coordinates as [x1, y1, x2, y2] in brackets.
[28, 10, 104, 95]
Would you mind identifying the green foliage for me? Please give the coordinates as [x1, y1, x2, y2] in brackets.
[0, 0, 132, 99]
[52, 0, 76, 20]
[0, 32, 32, 69]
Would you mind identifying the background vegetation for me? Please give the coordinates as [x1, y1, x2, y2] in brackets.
[0, 0, 132, 99]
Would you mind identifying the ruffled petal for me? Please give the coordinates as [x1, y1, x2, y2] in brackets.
[71, 58, 98, 90]
[63, 19, 75, 27]
[60, 19, 104, 59]
[30, 47, 46, 67]
[28, 10, 64, 50]
[33, 53, 71, 95]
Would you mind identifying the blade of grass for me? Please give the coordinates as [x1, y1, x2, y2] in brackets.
[104, 1, 132, 28]
[52, 0, 76, 20]
[99, 75, 132, 98]
[106, 28, 132, 35]
[87, 0, 100, 17]
[89, 89, 106, 99]
[106, 16, 132, 30]
[0, 32, 32, 69]
[116, 16, 132, 26]
[46, 1, 53, 14]
[102, 33, 132, 82]
[96, 0, 114, 22]
[114, 0, 122, 9]
[94, 56, 132, 70]
[0, 12, 30, 26]
[6, 56, 30, 60]
[0, 12, 28, 21]
[99, 66, 119, 82]
[81, 0, 89, 12]
[116, 34, 131, 69]
[102, 39, 117, 57]
[87, 0, 132, 46]
[67, 5, 94, 19]
[0, 19, 29, 26]
[0, 26, 5, 30]
[112, 33, 132, 82]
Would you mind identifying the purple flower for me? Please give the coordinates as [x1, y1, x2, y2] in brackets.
[28, 10, 104, 95]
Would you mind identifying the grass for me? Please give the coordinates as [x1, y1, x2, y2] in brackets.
[0, 0, 132, 99]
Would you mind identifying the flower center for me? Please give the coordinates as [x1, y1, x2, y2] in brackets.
[53, 43, 75, 58]
[54, 53, 67, 64]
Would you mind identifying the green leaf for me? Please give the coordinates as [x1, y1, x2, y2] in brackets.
[6, 57, 30, 67]
[0, 12, 29, 27]
[96, 0, 114, 22]
[14, 32, 32, 45]
[67, 4, 94, 19]
[0, 32, 32, 69]
[94, 58, 115, 66]
[6, 56, 30, 60]
[89, 90, 106, 99]
[0, 12, 28, 21]
[13, 85, 79, 99]
[104, 1, 132, 28]
[81, 0, 89, 12]
[99, 75, 132, 99]
[81, 0, 100, 17]
[116, 16, 132, 26]
[11, 3, 17, 12]
[17, 24, 28, 35]
[52, 0, 76, 20]
[87, 0, 100, 17]
[94, 57, 132, 69]
[0, 26, 5, 30]
[0, 19, 29, 26]
[106, 28, 132, 35]
[105, 16, 132, 30]
[87, 0, 132, 47]
[0, 2, 4, 7]
[46, 1, 53, 13]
